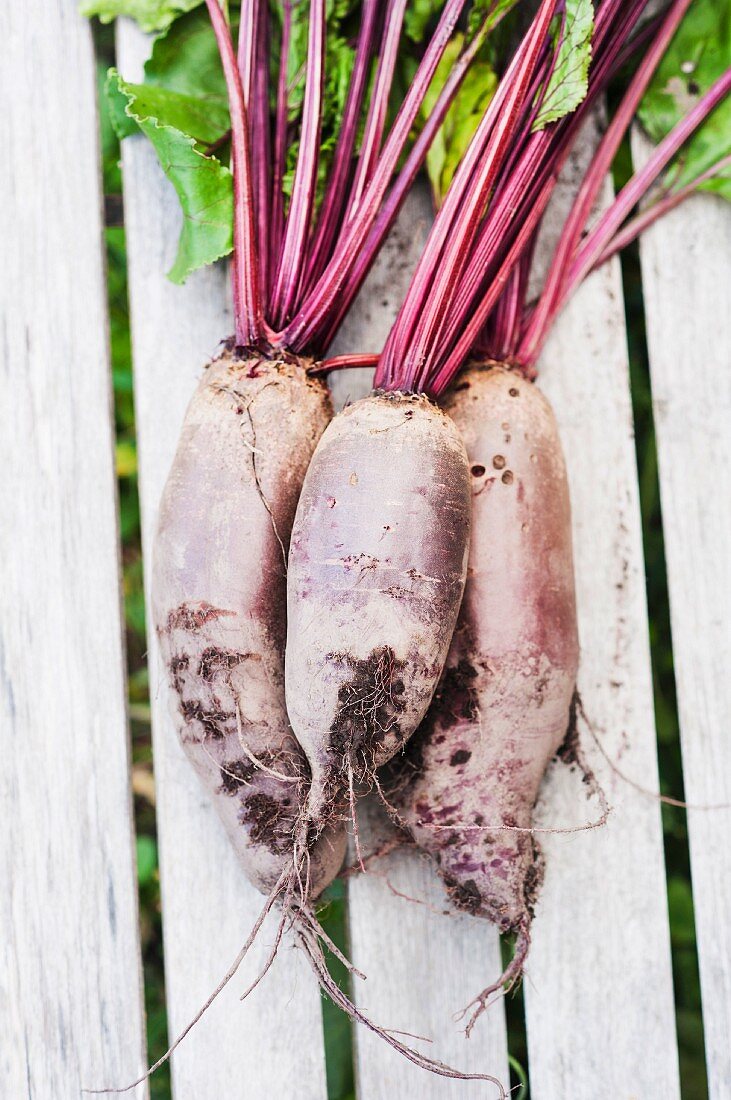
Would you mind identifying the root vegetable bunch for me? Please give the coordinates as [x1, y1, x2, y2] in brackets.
[87, 0, 730, 1091]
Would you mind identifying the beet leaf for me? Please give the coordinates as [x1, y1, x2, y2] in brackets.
[532, 0, 594, 130]
[81, 0, 203, 32]
[107, 70, 234, 283]
[638, 0, 731, 199]
[420, 35, 498, 206]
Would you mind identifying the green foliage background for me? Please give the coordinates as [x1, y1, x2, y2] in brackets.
[97, 24, 710, 1100]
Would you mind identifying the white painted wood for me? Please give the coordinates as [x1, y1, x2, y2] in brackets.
[328, 187, 511, 1099]
[521, 116, 681, 1095]
[521, 118, 681, 1098]
[526, 273, 682, 1098]
[634, 131, 731, 1100]
[116, 20, 329, 1100]
[0, 3, 147, 1098]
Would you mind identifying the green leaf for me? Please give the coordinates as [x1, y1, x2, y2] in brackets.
[533, 0, 594, 131]
[406, 0, 516, 44]
[108, 70, 233, 282]
[144, 6, 232, 99]
[106, 68, 140, 140]
[638, 0, 731, 201]
[120, 82, 229, 145]
[467, 0, 521, 37]
[404, 0, 444, 42]
[80, 0, 202, 33]
[419, 34, 498, 205]
[274, 0, 358, 212]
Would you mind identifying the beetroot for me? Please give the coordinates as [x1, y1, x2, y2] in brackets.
[385, 365, 578, 1028]
[286, 391, 471, 828]
[154, 351, 346, 896]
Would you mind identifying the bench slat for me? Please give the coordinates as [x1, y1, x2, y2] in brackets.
[327, 188, 511, 1098]
[0, 4, 147, 1097]
[522, 129, 681, 1098]
[634, 147, 731, 1099]
[117, 22, 329, 1099]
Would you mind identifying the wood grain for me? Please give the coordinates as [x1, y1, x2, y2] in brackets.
[117, 20, 328, 1100]
[634, 131, 731, 1100]
[0, 3, 146, 1097]
[522, 120, 681, 1098]
[328, 187, 511, 1100]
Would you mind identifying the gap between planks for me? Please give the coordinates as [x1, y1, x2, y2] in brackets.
[634, 127, 731, 1100]
[0, 3, 147, 1098]
[524, 112, 680, 1100]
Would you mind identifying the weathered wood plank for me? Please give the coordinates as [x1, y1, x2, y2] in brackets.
[0, 4, 147, 1098]
[634, 134, 731, 1099]
[116, 21, 329, 1100]
[329, 187, 511, 1099]
[523, 121, 681, 1098]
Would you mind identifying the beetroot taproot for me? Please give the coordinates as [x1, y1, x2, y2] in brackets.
[286, 391, 472, 828]
[154, 350, 346, 897]
[385, 365, 578, 1028]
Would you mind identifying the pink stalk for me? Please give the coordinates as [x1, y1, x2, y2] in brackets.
[445, 134, 548, 334]
[376, 0, 557, 392]
[270, 0, 326, 326]
[312, 353, 381, 374]
[409, 53, 557, 372]
[348, 0, 409, 216]
[280, 0, 469, 353]
[428, 170, 559, 394]
[436, 0, 656, 366]
[314, 16, 493, 351]
[236, 0, 260, 97]
[490, 248, 533, 359]
[269, 0, 292, 297]
[254, 3, 272, 301]
[431, 15, 636, 380]
[304, 0, 380, 290]
[563, 70, 731, 300]
[449, 0, 720, 380]
[593, 154, 731, 267]
[205, 0, 263, 346]
[238, 0, 272, 302]
[413, 0, 636, 362]
[517, 0, 693, 365]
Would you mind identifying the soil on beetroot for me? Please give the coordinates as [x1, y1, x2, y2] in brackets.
[240, 791, 296, 854]
[166, 601, 235, 634]
[328, 646, 407, 777]
[179, 700, 234, 741]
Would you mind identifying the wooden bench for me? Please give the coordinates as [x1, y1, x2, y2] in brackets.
[3, 5, 729, 1097]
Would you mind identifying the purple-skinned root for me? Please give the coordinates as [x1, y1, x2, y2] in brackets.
[153, 348, 346, 899]
[285, 390, 472, 828]
[384, 364, 579, 1026]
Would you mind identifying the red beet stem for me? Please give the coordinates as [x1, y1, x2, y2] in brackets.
[279, 0, 469, 353]
[236, 0, 272, 302]
[593, 153, 731, 268]
[375, 0, 557, 392]
[269, 0, 292, 285]
[269, 0, 326, 327]
[564, 69, 731, 302]
[516, 0, 694, 365]
[347, 0, 409, 216]
[205, 0, 263, 347]
[303, 0, 381, 290]
[315, 15, 493, 353]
